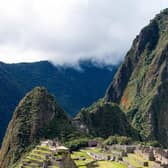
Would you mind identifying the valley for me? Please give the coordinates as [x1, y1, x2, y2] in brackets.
[0, 61, 117, 143]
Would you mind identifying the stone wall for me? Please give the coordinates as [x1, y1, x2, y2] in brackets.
[135, 145, 168, 167]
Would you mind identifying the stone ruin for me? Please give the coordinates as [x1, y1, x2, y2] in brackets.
[72, 118, 89, 134]
[99, 144, 168, 168]
[87, 145, 136, 162]
[135, 145, 168, 168]
[135, 145, 155, 161]
[107, 145, 136, 154]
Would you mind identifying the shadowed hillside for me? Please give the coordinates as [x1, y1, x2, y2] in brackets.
[0, 60, 117, 143]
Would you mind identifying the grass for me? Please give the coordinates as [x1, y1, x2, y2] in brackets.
[71, 147, 157, 168]
[96, 161, 127, 168]
[71, 150, 94, 168]
[18, 145, 156, 168]
[71, 148, 128, 168]
[123, 153, 155, 168]
[18, 145, 61, 168]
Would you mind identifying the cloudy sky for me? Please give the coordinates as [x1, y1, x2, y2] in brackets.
[0, 0, 167, 65]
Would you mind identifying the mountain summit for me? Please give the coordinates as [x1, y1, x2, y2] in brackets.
[0, 87, 76, 168]
[105, 9, 168, 146]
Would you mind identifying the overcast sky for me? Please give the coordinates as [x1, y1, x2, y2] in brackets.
[0, 0, 167, 65]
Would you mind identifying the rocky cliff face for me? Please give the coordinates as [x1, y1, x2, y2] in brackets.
[105, 9, 168, 147]
[0, 87, 76, 168]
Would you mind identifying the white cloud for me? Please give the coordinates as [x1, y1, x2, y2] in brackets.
[0, 0, 167, 65]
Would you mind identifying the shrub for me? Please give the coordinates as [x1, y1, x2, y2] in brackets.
[144, 140, 161, 147]
[103, 135, 133, 145]
[65, 138, 89, 151]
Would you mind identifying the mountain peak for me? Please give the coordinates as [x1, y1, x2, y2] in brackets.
[105, 9, 168, 147]
[0, 87, 74, 168]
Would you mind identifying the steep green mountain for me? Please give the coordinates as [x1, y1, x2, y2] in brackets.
[0, 60, 117, 143]
[0, 87, 78, 168]
[76, 99, 137, 139]
[105, 9, 168, 147]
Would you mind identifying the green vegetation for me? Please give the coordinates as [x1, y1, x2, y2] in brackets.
[77, 101, 137, 139]
[65, 138, 90, 151]
[103, 135, 133, 145]
[71, 149, 128, 168]
[105, 9, 168, 147]
[123, 153, 154, 168]
[142, 140, 161, 148]
[0, 87, 80, 168]
[96, 161, 127, 168]
[1, 9, 168, 168]
[71, 150, 94, 167]
[70, 146, 156, 168]
[0, 61, 117, 143]
[15, 145, 70, 168]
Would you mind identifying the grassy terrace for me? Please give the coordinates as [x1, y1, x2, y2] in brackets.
[18, 145, 60, 168]
[71, 148, 127, 168]
[123, 153, 154, 168]
[71, 148, 155, 168]
[17, 145, 156, 167]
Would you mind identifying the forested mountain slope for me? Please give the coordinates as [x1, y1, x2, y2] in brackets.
[105, 9, 168, 147]
[0, 87, 78, 168]
[0, 60, 117, 143]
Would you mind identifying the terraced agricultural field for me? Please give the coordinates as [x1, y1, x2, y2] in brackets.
[17, 145, 61, 168]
